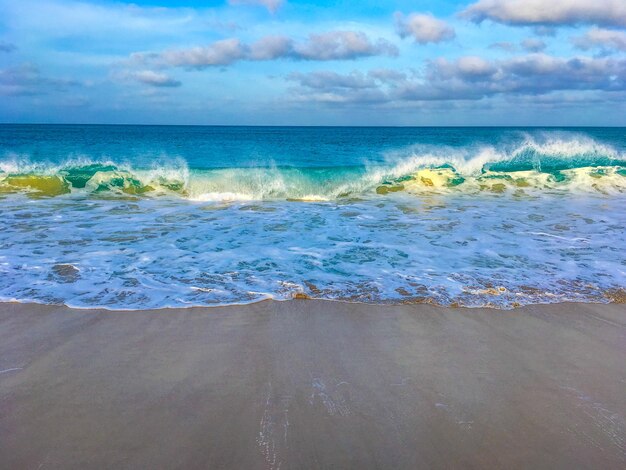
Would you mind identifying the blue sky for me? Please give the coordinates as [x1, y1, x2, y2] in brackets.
[0, 0, 625, 125]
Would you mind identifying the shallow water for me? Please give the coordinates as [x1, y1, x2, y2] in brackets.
[1, 125, 625, 309]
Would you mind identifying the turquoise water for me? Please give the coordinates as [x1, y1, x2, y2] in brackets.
[1, 125, 625, 308]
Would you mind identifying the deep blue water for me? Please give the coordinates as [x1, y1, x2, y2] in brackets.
[2, 124, 626, 170]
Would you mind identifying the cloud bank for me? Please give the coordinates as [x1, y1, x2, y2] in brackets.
[288, 53, 626, 104]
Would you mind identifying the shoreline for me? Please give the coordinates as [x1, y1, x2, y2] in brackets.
[1, 293, 624, 313]
[1, 300, 625, 468]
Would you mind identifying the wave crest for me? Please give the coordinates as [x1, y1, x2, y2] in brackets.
[1, 134, 625, 200]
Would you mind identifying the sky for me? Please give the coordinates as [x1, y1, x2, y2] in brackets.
[0, 0, 625, 125]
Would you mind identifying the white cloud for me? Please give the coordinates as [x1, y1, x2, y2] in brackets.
[131, 31, 398, 69]
[157, 39, 247, 67]
[572, 27, 626, 52]
[453, 56, 498, 78]
[395, 12, 456, 44]
[228, 0, 284, 14]
[248, 36, 293, 60]
[461, 0, 626, 27]
[293, 31, 398, 60]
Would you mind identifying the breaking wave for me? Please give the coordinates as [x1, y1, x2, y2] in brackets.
[1, 134, 625, 200]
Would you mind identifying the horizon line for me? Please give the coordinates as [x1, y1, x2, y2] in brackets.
[1, 123, 625, 128]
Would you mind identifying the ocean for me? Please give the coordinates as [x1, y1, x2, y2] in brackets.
[0, 124, 624, 309]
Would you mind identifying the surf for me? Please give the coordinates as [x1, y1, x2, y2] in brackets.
[1, 127, 625, 310]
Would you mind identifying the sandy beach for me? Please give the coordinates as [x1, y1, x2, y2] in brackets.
[0, 300, 624, 469]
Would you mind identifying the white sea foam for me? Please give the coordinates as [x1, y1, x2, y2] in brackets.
[0, 186, 624, 309]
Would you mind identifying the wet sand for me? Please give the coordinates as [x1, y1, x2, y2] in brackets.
[0, 300, 624, 469]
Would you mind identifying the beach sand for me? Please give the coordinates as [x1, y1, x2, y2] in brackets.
[0, 300, 624, 469]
